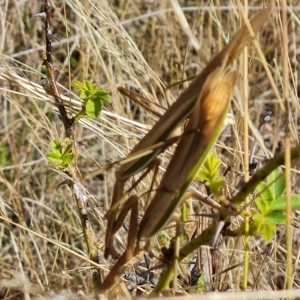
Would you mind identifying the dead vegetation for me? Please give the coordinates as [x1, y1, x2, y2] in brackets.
[1, 0, 300, 299]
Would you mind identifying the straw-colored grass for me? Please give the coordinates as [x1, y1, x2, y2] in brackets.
[1, 0, 300, 299]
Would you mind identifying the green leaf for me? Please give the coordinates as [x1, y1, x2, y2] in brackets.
[49, 140, 62, 156]
[73, 79, 110, 121]
[80, 90, 92, 100]
[260, 222, 275, 241]
[50, 139, 61, 150]
[252, 211, 263, 221]
[83, 79, 94, 92]
[266, 169, 285, 199]
[255, 197, 270, 214]
[256, 181, 273, 202]
[265, 211, 286, 224]
[94, 89, 111, 102]
[61, 153, 74, 164]
[61, 140, 73, 156]
[251, 212, 275, 241]
[71, 80, 84, 92]
[256, 169, 285, 202]
[198, 169, 209, 182]
[197, 153, 224, 196]
[86, 98, 103, 119]
[271, 194, 300, 211]
[46, 152, 63, 165]
[252, 212, 264, 232]
[195, 276, 205, 292]
[50, 147, 61, 157]
[209, 178, 225, 194]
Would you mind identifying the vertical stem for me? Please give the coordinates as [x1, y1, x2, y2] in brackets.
[150, 223, 217, 296]
[43, 0, 73, 135]
[281, 0, 292, 291]
[216, 0, 222, 52]
[42, 0, 101, 291]
[238, 0, 250, 291]
[73, 184, 102, 290]
[44, 0, 52, 65]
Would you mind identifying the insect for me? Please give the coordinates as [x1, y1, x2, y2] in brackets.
[138, 70, 237, 240]
[101, 7, 271, 293]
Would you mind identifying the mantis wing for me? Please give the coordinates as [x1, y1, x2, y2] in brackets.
[118, 7, 271, 180]
[106, 7, 271, 256]
[138, 70, 237, 239]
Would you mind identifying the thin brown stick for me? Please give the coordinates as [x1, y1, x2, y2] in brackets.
[42, 0, 101, 290]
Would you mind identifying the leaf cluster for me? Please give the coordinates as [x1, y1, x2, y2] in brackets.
[199, 156, 300, 242]
[72, 79, 110, 120]
[198, 152, 224, 198]
[251, 169, 300, 241]
[46, 138, 74, 170]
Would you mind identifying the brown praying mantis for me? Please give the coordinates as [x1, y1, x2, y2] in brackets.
[100, 7, 271, 293]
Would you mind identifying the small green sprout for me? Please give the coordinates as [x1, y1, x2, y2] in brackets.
[250, 169, 300, 241]
[46, 138, 74, 170]
[198, 152, 225, 197]
[72, 79, 110, 121]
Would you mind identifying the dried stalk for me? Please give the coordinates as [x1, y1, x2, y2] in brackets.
[41, 0, 101, 290]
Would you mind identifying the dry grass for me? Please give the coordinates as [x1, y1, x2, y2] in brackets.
[1, 0, 300, 299]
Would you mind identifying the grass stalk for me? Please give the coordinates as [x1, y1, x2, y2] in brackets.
[281, 0, 293, 292]
[240, 0, 250, 291]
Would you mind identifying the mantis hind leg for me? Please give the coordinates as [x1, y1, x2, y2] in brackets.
[100, 200, 139, 294]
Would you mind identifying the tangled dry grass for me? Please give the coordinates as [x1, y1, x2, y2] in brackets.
[1, 0, 300, 299]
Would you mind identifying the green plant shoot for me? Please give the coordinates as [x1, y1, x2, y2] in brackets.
[72, 79, 110, 121]
[198, 152, 225, 198]
[246, 169, 300, 241]
[46, 138, 74, 170]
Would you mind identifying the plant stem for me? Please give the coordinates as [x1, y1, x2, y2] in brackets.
[231, 145, 300, 206]
[42, 0, 101, 290]
[151, 223, 216, 296]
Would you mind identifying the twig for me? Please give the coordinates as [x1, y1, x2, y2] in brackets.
[40, 0, 101, 291]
